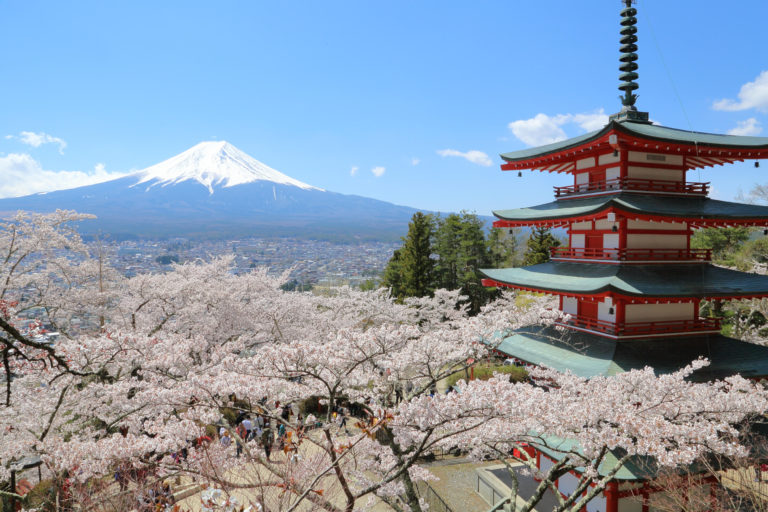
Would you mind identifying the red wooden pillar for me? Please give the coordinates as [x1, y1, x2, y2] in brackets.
[604, 481, 619, 512]
[615, 298, 626, 332]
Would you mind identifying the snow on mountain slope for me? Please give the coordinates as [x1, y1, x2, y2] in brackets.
[133, 141, 323, 194]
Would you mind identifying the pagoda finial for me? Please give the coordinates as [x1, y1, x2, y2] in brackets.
[610, 0, 650, 123]
[619, 0, 639, 108]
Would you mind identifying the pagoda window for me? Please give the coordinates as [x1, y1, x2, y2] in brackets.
[624, 302, 694, 323]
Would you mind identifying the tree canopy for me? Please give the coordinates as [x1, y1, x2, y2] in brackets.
[1, 211, 766, 512]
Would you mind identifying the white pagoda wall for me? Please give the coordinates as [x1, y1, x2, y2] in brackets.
[598, 298, 616, 323]
[562, 296, 578, 316]
[625, 302, 694, 323]
[627, 220, 687, 230]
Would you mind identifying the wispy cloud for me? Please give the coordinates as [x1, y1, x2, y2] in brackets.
[728, 118, 762, 136]
[713, 71, 768, 113]
[436, 149, 492, 167]
[0, 153, 126, 198]
[371, 166, 386, 177]
[6, 131, 68, 154]
[350, 165, 359, 177]
[508, 109, 608, 147]
[411, 157, 420, 166]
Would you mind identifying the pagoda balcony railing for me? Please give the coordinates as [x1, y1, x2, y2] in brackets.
[557, 315, 721, 337]
[550, 247, 712, 262]
[553, 178, 710, 198]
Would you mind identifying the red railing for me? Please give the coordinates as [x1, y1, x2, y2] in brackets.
[554, 178, 709, 198]
[550, 247, 712, 262]
[557, 315, 721, 337]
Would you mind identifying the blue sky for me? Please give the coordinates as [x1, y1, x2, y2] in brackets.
[1, 1, 767, 216]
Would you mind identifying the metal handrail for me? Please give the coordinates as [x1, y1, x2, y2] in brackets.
[550, 247, 712, 262]
[554, 177, 709, 197]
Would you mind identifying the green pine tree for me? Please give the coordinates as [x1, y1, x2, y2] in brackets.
[434, 212, 494, 314]
[523, 226, 561, 266]
[382, 212, 435, 300]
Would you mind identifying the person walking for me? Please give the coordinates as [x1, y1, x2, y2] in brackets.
[242, 416, 254, 441]
[261, 422, 274, 461]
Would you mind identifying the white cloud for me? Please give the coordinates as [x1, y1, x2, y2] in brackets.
[371, 166, 386, 177]
[713, 71, 768, 113]
[411, 157, 420, 166]
[508, 109, 608, 147]
[7, 131, 68, 154]
[728, 118, 763, 136]
[0, 153, 127, 198]
[350, 166, 359, 177]
[436, 149, 493, 167]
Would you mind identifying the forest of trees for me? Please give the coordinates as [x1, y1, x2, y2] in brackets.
[381, 212, 527, 313]
[381, 212, 565, 313]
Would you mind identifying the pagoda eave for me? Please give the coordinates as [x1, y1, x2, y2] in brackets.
[480, 262, 768, 300]
[492, 193, 768, 229]
[501, 121, 768, 172]
[481, 278, 768, 302]
[488, 325, 768, 381]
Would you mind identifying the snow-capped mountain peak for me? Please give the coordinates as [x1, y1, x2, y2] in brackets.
[133, 141, 322, 193]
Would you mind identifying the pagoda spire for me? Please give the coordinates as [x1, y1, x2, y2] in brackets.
[610, 0, 650, 123]
[618, 0, 639, 108]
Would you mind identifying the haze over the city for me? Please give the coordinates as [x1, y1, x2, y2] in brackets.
[1, 1, 767, 216]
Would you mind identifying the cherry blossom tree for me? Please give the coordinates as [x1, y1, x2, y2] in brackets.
[2, 211, 768, 512]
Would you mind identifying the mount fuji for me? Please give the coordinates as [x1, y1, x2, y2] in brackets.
[0, 141, 422, 241]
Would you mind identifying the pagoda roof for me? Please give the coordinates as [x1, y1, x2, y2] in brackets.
[493, 325, 768, 381]
[500, 120, 768, 171]
[480, 262, 768, 299]
[493, 193, 768, 228]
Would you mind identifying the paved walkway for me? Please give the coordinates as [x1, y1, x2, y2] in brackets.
[424, 458, 498, 512]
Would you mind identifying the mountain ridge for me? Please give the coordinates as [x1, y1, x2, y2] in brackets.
[0, 142, 423, 242]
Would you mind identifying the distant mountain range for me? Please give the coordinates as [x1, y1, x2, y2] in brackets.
[0, 141, 425, 241]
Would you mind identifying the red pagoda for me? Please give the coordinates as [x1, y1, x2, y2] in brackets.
[477, 1, 768, 509]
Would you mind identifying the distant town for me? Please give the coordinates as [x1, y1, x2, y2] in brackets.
[100, 237, 400, 287]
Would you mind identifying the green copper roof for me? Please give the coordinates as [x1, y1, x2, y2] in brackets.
[494, 325, 768, 381]
[501, 120, 768, 163]
[493, 193, 768, 223]
[480, 262, 768, 298]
